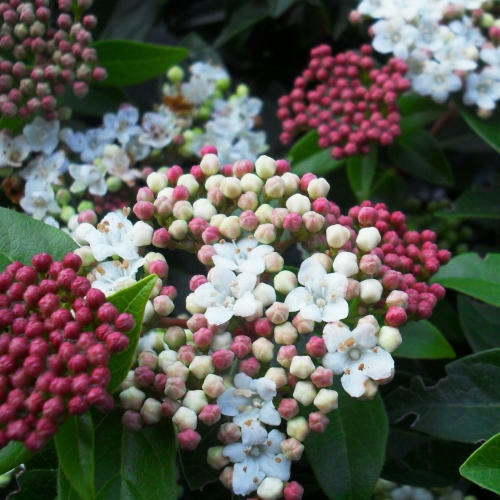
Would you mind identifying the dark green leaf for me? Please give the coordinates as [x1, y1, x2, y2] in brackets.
[432, 253, 500, 307]
[386, 349, 500, 443]
[371, 170, 409, 210]
[288, 131, 345, 176]
[436, 176, 500, 219]
[54, 414, 94, 500]
[0, 115, 24, 134]
[214, 3, 269, 47]
[0, 208, 77, 264]
[0, 249, 13, 271]
[93, 411, 177, 499]
[460, 432, 500, 494]
[180, 33, 222, 65]
[458, 295, 500, 352]
[93, 40, 189, 87]
[268, 0, 298, 17]
[394, 320, 455, 359]
[346, 147, 377, 202]
[179, 422, 221, 489]
[13, 470, 57, 500]
[305, 382, 388, 500]
[459, 104, 500, 154]
[60, 86, 131, 117]
[398, 95, 445, 137]
[106, 275, 156, 393]
[428, 297, 465, 343]
[388, 129, 454, 187]
[58, 468, 81, 500]
[0, 442, 32, 475]
[383, 427, 474, 488]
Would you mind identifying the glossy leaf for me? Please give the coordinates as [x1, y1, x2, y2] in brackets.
[93, 411, 177, 499]
[106, 274, 156, 393]
[54, 414, 94, 500]
[58, 468, 81, 500]
[436, 176, 500, 219]
[388, 129, 453, 187]
[0, 442, 32, 475]
[398, 95, 445, 137]
[386, 349, 500, 443]
[0, 249, 13, 271]
[0, 208, 77, 264]
[460, 432, 500, 495]
[0, 115, 24, 134]
[346, 147, 377, 202]
[394, 320, 455, 359]
[93, 40, 188, 87]
[459, 104, 500, 154]
[288, 131, 345, 176]
[59, 86, 131, 117]
[458, 296, 500, 352]
[432, 253, 500, 307]
[305, 381, 388, 500]
[383, 427, 474, 488]
[268, 0, 299, 17]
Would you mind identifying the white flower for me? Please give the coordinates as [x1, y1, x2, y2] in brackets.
[20, 151, 67, 185]
[412, 61, 462, 103]
[463, 67, 500, 110]
[223, 429, 291, 496]
[390, 485, 434, 500]
[60, 128, 88, 154]
[190, 62, 229, 83]
[20, 180, 60, 219]
[139, 111, 180, 149]
[89, 258, 145, 294]
[80, 128, 114, 163]
[212, 237, 274, 274]
[480, 46, 500, 67]
[434, 37, 478, 72]
[83, 212, 140, 261]
[101, 145, 141, 186]
[102, 107, 142, 145]
[284, 257, 348, 323]
[124, 135, 150, 162]
[413, 15, 449, 53]
[69, 162, 107, 196]
[23, 117, 60, 155]
[322, 321, 394, 398]
[0, 132, 30, 167]
[372, 17, 419, 59]
[218, 373, 280, 441]
[193, 267, 259, 325]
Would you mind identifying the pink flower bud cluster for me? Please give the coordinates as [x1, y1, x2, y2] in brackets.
[0, 252, 134, 451]
[0, 0, 107, 120]
[277, 44, 411, 158]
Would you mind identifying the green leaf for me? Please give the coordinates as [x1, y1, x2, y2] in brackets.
[0, 115, 24, 134]
[93, 411, 177, 499]
[59, 86, 131, 117]
[0, 249, 13, 271]
[0, 208, 77, 264]
[287, 131, 345, 176]
[428, 297, 465, 343]
[106, 275, 156, 393]
[460, 432, 500, 495]
[398, 95, 445, 137]
[458, 295, 500, 352]
[305, 382, 388, 500]
[0, 442, 32, 475]
[386, 349, 500, 443]
[459, 103, 500, 154]
[388, 129, 454, 187]
[268, 0, 298, 17]
[436, 175, 500, 219]
[383, 427, 474, 488]
[58, 468, 81, 500]
[54, 414, 94, 500]
[93, 40, 189, 87]
[393, 320, 455, 359]
[346, 147, 377, 202]
[432, 253, 500, 307]
[214, 3, 269, 47]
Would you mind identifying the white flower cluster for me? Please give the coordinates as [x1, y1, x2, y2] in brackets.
[357, 0, 500, 111]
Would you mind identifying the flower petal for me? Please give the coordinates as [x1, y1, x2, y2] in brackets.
[233, 458, 264, 496]
[322, 298, 349, 322]
[300, 303, 322, 323]
[223, 442, 248, 462]
[284, 286, 312, 312]
[341, 370, 369, 398]
[205, 305, 234, 325]
[322, 352, 348, 375]
[233, 292, 257, 318]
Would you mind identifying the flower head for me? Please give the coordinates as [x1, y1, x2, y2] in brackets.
[212, 237, 274, 274]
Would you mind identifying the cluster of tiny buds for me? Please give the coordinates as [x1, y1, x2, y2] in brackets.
[0, 251, 134, 451]
[277, 44, 410, 158]
[0, 0, 107, 119]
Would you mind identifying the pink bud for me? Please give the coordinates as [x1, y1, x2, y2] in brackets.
[202, 226, 220, 245]
[284, 481, 304, 500]
[385, 306, 407, 327]
[230, 335, 252, 359]
[218, 422, 241, 444]
[212, 349, 234, 371]
[308, 411, 330, 433]
[278, 398, 299, 420]
[198, 404, 221, 426]
[254, 318, 273, 337]
[177, 345, 196, 366]
[189, 275, 208, 292]
[178, 429, 201, 450]
[239, 357, 260, 377]
[239, 211, 259, 231]
[188, 217, 209, 236]
[277, 345, 297, 368]
[283, 212, 302, 232]
[152, 228, 170, 248]
[193, 327, 213, 349]
[305, 336, 326, 357]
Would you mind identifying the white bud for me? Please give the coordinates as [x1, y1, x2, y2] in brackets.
[326, 224, 351, 248]
[177, 174, 199, 196]
[386, 290, 408, 309]
[274, 270, 298, 295]
[255, 155, 277, 179]
[200, 153, 221, 176]
[264, 176, 285, 198]
[293, 381, 317, 406]
[142, 300, 154, 323]
[147, 172, 168, 193]
[287, 416, 309, 441]
[140, 398, 162, 425]
[252, 337, 275, 362]
[255, 203, 273, 223]
[207, 446, 230, 470]
[220, 177, 242, 199]
[286, 193, 311, 215]
[307, 177, 330, 199]
[168, 219, 188, 240]
[119, 386, 146, 411]
[281, 172, 300, 196]
[219, 215, 242, 240]
[205, 174, 225, 190]
[314, 389, 339, 413]
[74, 246, 95, 267]
[359, 279, 383, 304]
[172, 406, 197, 431]
[254, 223, 277, 244]
[157, 186, 174, 200]
[309, 252, 332, 271]
[166, 360, 190, 381]
[189, 355, 215, 379]
[74, 222, 95, 245]
[173, 200, 194, 221]
[357, 314, 380, 332]
[158, 349, 178, 372]
[333, 251, 359, 277]
[210, 331, 233, 351]
[193, 199, 217, 220]
[264, 252, 284, 273]
[257, 477, 283, 500]
[202, 374, 225, 399]
[265, 367, 287, 388]
[289, 356, 316, 379]
[182, 389, 208, 414]
[274, 321, 298, 345]
[210, 213, 226, 228]
[356, 227, 381, 252]
[378, 326, 402, 352]
[241, 173, 264, 194]
[186, 292, 206, 314]
[253, 283, 276, 307]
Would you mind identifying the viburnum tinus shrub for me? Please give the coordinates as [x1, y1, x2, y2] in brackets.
[0, 251, 134, 451]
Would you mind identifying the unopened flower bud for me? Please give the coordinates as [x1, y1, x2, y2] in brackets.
[357, 227, 381, 252]
[252, 337, 274, 362]
[290, 356, 315, 379]
[287, 416, 309, 441]
[307, 178, 330, 200]
[281, 172, 300, 196]
[292, 313, 315, 334]
[182, 390, 208, 414]
[219, 466, 233, 490]
[253, 283, 276, 307]
[274, 321, 298, 345]
[119, 386, 146, 411]
[218, 422, 241, 444]
[264, 176, 285, 198]
[274, 271, 297, 295]
[333, 252, 359, 277]
[280, 438, 304, 460]
[264, 252, 284, 273]
[189, 355, 214, 379]
[219, 216, 242, 240]
[309, 411, 329, 433]
[207, 446, 230, 469]
[293, 381, 317, 406]
[310, 366, 333, 388]
[266, 302, 289, 325]
[178, 429, 201, 450]
[168, 220, 188, 240]
[172, 406, 197, 431]
[193, 199, 217, 221]
[202, 374, 225, 399]
[357, 314, 380, 332]
[255, 204, 273, 223]
[359, 254, 381, 275]
[257, 477, 283, 500]
[386, 290, 408, 309]
[277, 345, 297, 368]
[241, 173, 264, 194]
[286, 194, 311, 215]
[200, 154, 220, 176]
[265, 367, 287, 388]
[302, 211, 325, 233]
[359, 279, 383, 304]
[314, 389, 338, 413]
[220, 177, 242, 199]
[177, 174, 199, 196]
[378, 326, 402, 352]
[278, 398, 299, 420]
[305, 336, 326, 357]
[140, 398, 162, 425]
[255, 155, 277, 179]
